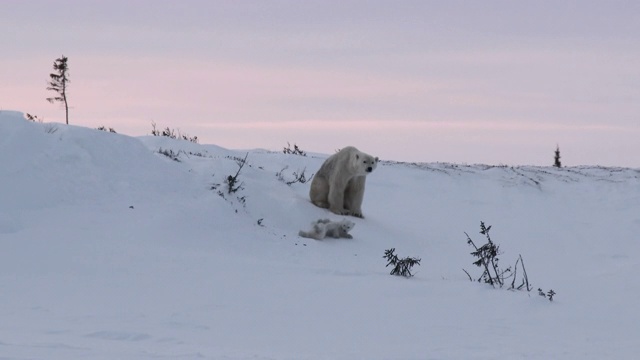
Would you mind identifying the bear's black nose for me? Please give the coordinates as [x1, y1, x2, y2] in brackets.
[367, 167, 372, 172]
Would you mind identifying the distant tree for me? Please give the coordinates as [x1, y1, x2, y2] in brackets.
[97, 125, 117, 133]
[553, 145, 562, 168]
[283, 142, 306, 156]
[46, 55, 70, 124]
[25, 113, 43, 122]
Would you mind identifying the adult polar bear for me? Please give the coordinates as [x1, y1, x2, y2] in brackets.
[309, 146, 378, 218]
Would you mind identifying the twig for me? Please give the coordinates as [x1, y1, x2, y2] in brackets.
[511, 256, 519, 290]
[463, 268, 473, 282]
[518, 254, 531, 291]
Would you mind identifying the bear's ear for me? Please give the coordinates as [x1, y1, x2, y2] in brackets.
[375, 157, 379, 162]
[355, 154, 360, 160]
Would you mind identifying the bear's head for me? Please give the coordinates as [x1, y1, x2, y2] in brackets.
[340, 220, 356, 233]
[353, 152, 379, 175]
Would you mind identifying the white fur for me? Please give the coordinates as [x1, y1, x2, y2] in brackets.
[309, 146, 378, 218]
[298, 218, 356, 240]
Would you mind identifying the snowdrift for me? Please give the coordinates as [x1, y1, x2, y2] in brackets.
[1, 111, 639, 359]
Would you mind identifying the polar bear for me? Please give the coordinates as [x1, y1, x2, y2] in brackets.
[298, 218, 356, 240]
[309, 146, 378, 218]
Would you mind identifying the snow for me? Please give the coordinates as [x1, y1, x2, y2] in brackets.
[1, 110, 640, 359]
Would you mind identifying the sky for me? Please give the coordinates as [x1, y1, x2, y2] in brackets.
[2, 0, 639, 166]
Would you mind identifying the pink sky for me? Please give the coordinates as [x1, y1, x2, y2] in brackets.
[2, 1, 639, 166]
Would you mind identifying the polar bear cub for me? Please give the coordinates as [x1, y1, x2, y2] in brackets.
[309, 146, 378, 218]
[298, 218, 356, 240]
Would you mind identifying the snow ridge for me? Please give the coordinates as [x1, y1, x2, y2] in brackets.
[1, 111, 639, 359]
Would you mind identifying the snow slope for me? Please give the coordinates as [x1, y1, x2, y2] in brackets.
[1, 110, 639, 359]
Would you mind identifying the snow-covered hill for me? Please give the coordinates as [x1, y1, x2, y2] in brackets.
[1, 110, 639, 359]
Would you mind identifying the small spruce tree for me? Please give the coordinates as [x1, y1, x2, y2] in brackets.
[383, 248, 421, 277]
[553, 145, 561, 168]
[46, 55, 70, 125]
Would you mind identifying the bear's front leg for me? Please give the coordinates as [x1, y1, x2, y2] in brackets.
[344, 176, 366, 218]
[328, 182, 350, 215]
